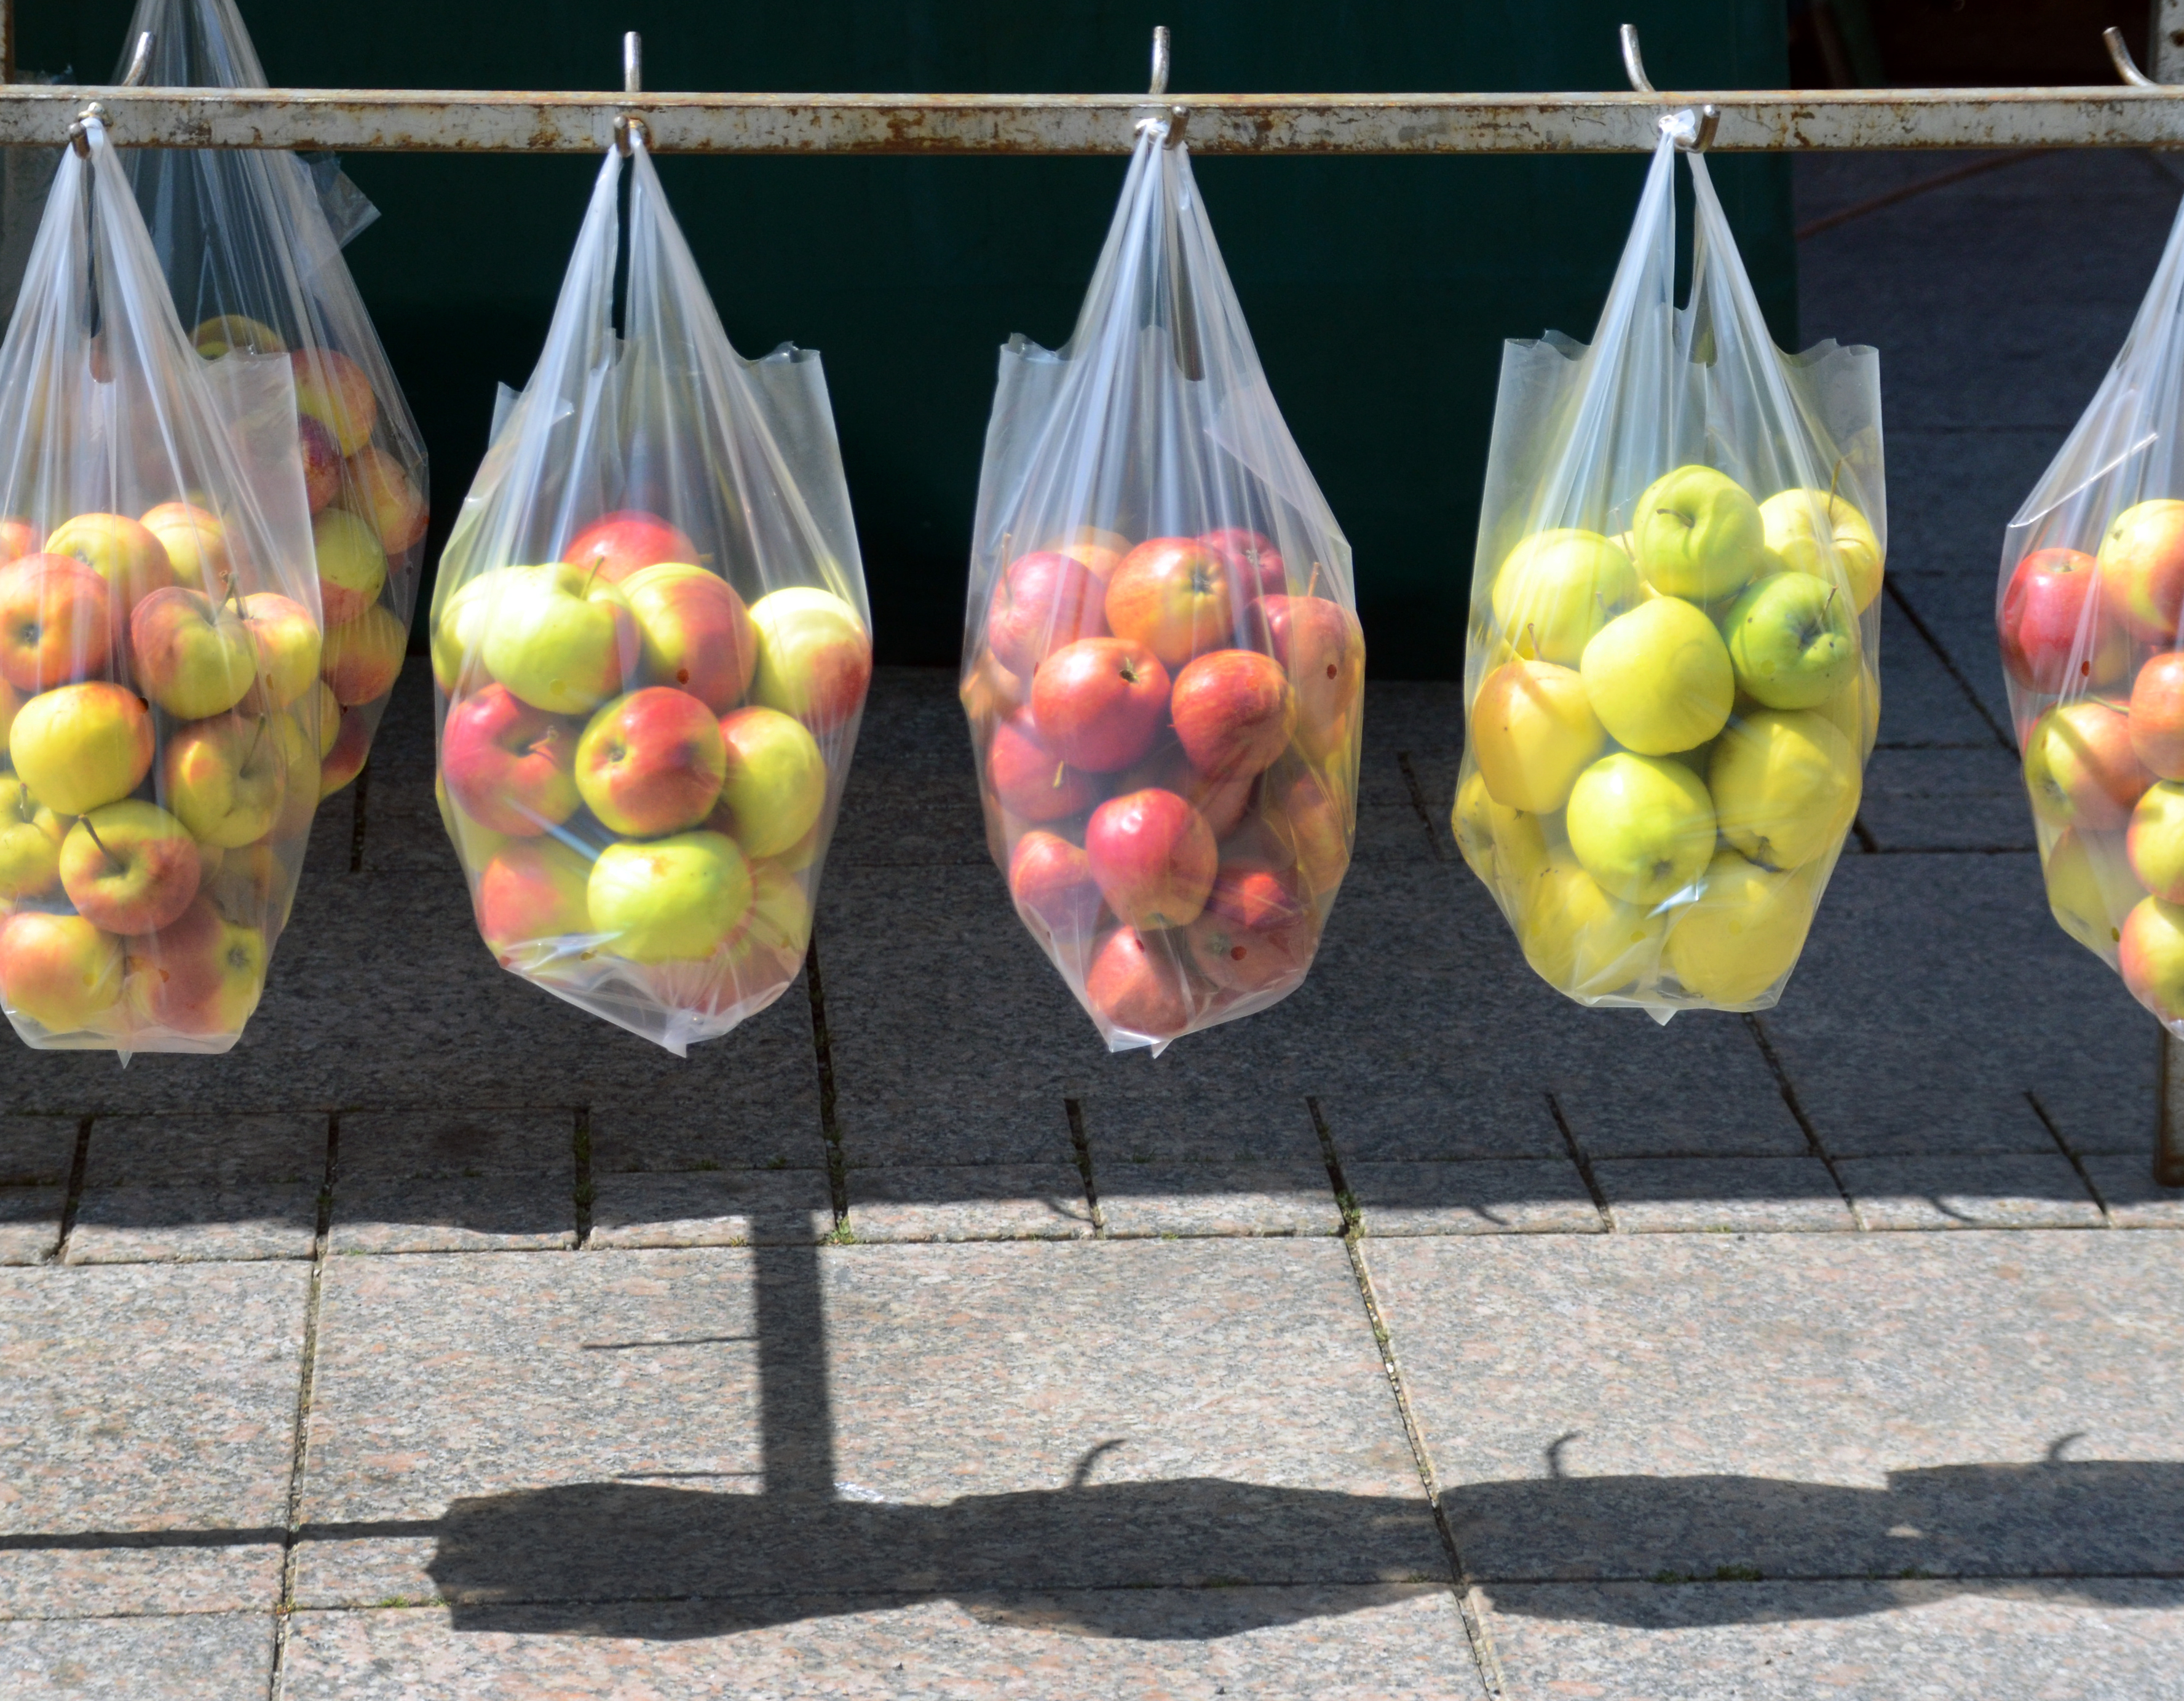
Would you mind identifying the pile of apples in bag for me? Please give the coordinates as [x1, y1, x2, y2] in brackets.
[1459, 466, 1881, 1005]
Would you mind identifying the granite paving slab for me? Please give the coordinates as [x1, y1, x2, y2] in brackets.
[2081, 1156, 2184, 1227]
[1076, 1087, 1341, 1239]
[1835, 1154, 2104, 1231]
[588, 1169, 836, 1248]
[842, 1164, 1093, 1242]
[0, 1611, 273, 1698]
[1481, 1579, 2184, 1701]
[331, 1109, 576, 1253]
[1347, 1160, 1602, 1238]
[0, 1261, 307, 1617]
[67, 1114, 326, 1264]
[1369, 1232, 2184, 1587]
[280, 1585, 1479, 1698]
[1855, 747, 2036, 855]
[1592, 1159, 1857, 1234]
[0, 1190, 59, 1266]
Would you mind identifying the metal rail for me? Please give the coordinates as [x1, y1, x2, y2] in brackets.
[0, 84, 2180, 156]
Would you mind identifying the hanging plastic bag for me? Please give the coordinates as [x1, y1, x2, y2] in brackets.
[961, 115, 1364, 1055]
[1455, 114, 1883, 1018]
[430, 132, 870, 1056]
[0, 117, 321, 1054]
[1998, 188, 2184, 1029]
[116, 0, 427, 800]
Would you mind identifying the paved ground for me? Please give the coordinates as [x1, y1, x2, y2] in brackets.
[4, 150, 2184, 1699]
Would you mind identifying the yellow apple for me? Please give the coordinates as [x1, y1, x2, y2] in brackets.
[2122, 893, 2184, 1021]
[1470, 659, 1605, 814]
[1452, 767, 1550, 892]
[1632, 466, 1767, 603]
[1663, 849, 1820, 1004]
[2044, 825, 2142, 966]
[1707, 710, 1860, 871]
[1578, 595, 1735, 755]
[1565, 751, 1717, 905]
[1488, 529, 1639, 666]
[1516, 857, 1664, 997]
[1760, 488, 1883, 613]
[1818, 665, 1881, 757]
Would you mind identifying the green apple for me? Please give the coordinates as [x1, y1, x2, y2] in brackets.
[432, 567, 516, 694]
[1663, 849, 1818, 1004]
[1818, 664, 1880, 758]
[162, 714, 285, 849]
[2044, 826, 2142, 965]
[9, 681, 154, 816]
[1632, 466, 1766, 603]
[0, 910, 124, 1033]
[0, 774, 63, 899]
[1488, 528, 1639, 667]
[2121, 893, 2184, 1021]
[1452, 767, 1549, 894]
[710, 706, 827, 859]
[1707, 710, 1859, 871]
[1759, 488, 1883, 613]
[588, 831, 753, 963]
[480, 562, 638, 716]
[2128, 780, 2184, 902]
[1721, 570, 1857, 709]
[1578, 595, 1734, 755]
[1517, 857, 1663, 996]
[1565, 751, 1717, 905]
[1470, 659, 1605, 814]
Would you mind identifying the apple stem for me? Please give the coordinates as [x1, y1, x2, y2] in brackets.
[1307, 561, 1321, 598]
[580, 557, 604, 600]
[81, 817, 122, 871]
[247, 714, 269, 766]
[1051, 761, 1067, 791]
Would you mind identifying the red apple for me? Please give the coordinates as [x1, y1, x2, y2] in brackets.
[1120, 740, 1254, 839]
[2100, 499, 2184, 642]
[162, 713, 285, 848]
[1104, 537, 1234, 668]
[987, 550, 1108, 677]
[563, 510, 699, 585]
[122, 897, 266, 1037]
[476, 839, 593, 961]
[321, 604, 406, 707]
[1251, 593, 1365, 759]
[1998, 548, 2129, 694]
[58, 800, 202, 935]
[748, 587, 871, 734]
[0, 555, 112, 690]
[318, 705, 373, 798]
[960, 649, 1028, 731]
[45, 513, 175, 626]
[1267, 763, 1353, 900]
[1083, 926, 1197, 1039]
[442, 683, 581, 836]
[2131, 651, 2184, 780]
[1185, 861, 1318, 993]
[2023, 700, 2150, 830]
[987, 711, 1098, 822]
[1029, 636, 1169, 772]
[339, 445, 429, 553]
[1170, 648, 1297, 781]
[622, 563, 757, 713]
[0, 518, 37, 563]
[0, 910, 123, 1033]
[298, 416, 342, 513]
[1008, 829, 1104, 938]
[293, 348, 378, 456]
[1085, 787, 1217, 930]
[1199, 527, 1286, 600]
[575, 687, 729, 836]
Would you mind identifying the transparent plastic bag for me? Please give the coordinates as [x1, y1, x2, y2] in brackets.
[430, 135, 870, 1056]
[116, 0, 426, 800]
[962, 117, 1363, 1055]
[1455, 116, 1883, 1019]
[1999, 185, 2184, 1029]
[0, 117, 321, 1055]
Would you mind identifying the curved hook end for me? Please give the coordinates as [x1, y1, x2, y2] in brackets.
[122, 31, 154, 89]
[1150, 25, 1171, 98]
[1620, 23, 1655, 95]
[2107, 25, 2161, 88]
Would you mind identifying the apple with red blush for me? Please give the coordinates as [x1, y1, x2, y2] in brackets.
[442, 683, 581, 836]
[1198, 527, 1285, 600]
[1029, 636, 1169, 772]
[1008, 829, 1104, 938]
[1104, 536, 1233, 668]
[0, 555, 111, 691]
[1998, 547, 2129, 694]
[1250, 593, 1365, 760]
[2132, 651, 2184, 780]
[987, 710, 1099, 823]
[1120, 740, 1254, 839]
[563, 510, 699, 585]
[1085, 787, 1217, 930]
[1170, 648, 1296, 781]
[1083, 925, 1198, 1039]
[988, 550, 1108, 676]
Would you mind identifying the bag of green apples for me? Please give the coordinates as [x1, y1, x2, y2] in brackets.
[116, 0, 428, 801]
[1455, 112, 1882, 1017]
[1997, 184, 2184, 1027]
[962, 113, 1363, 1053]
[0, 115, 322, 1053]
[431, 130, 870, 1055]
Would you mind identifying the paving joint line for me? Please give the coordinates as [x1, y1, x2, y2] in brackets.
[801, 930, 850, 1230]
[267, 1112, 337, 1700]
[572, 1106, 595, 1248]
[1742, 1013, 1867, 1230]
[1306, 1095, 1361, 1235]
[1340, 1233, 1505, 1697]
[46, 1116, 93, 1264]
[2024, 1090, 2113, 1225]
[1545, 1092, 1613, 1232]
[346, 759, 370, 874]
[1395, 751, 1449, 862]
[1883, 577, 2014, 753]
[1063, 1097, 1106, 1234]
[1851, 813, 1879, 853]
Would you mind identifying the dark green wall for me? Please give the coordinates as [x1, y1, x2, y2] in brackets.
[22, 2, 1794, 677]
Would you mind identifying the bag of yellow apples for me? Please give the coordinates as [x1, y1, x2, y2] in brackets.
[1455, 113, 1881, 1017]
[0, 116, 322, 1054]
[961, 111, 1363, 1053]
[114, 0, 428, 799]
[431, 130, 869, 1055]
[1996, 188, 2184, 1028]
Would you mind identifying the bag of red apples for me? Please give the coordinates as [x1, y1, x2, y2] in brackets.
[962, 113, 1364, 1053]
[0, 116, 321, 1053]
[1998, 185, 2184, 1029]
[432, 132, 871, 1055]
[1457, 114, 1883, 1017]
[116, 0, 429, 797]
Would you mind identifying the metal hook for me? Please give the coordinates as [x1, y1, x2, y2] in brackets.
[121, 31, 153, 88]
[1619, 23, 1653, 94]
[616, 31, 646, 154]
[1687, 104, 1720, 152]
[1150, 25, 1169, 97]
[67, 103, 103, 158]
[2105, 26, 2161, 88]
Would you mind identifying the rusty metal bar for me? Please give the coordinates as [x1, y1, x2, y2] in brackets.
[0, 84, 2179, 154]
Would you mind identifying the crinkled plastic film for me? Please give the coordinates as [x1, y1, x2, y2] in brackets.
[962, 118, 1364, 1055]
[0, 117, 321, 1056]
[116, 0, 426, 801]
[430, 135, 871, 1057]
[1457, 117, 1883, 1019]
[1999, 183, 2184, 1031]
